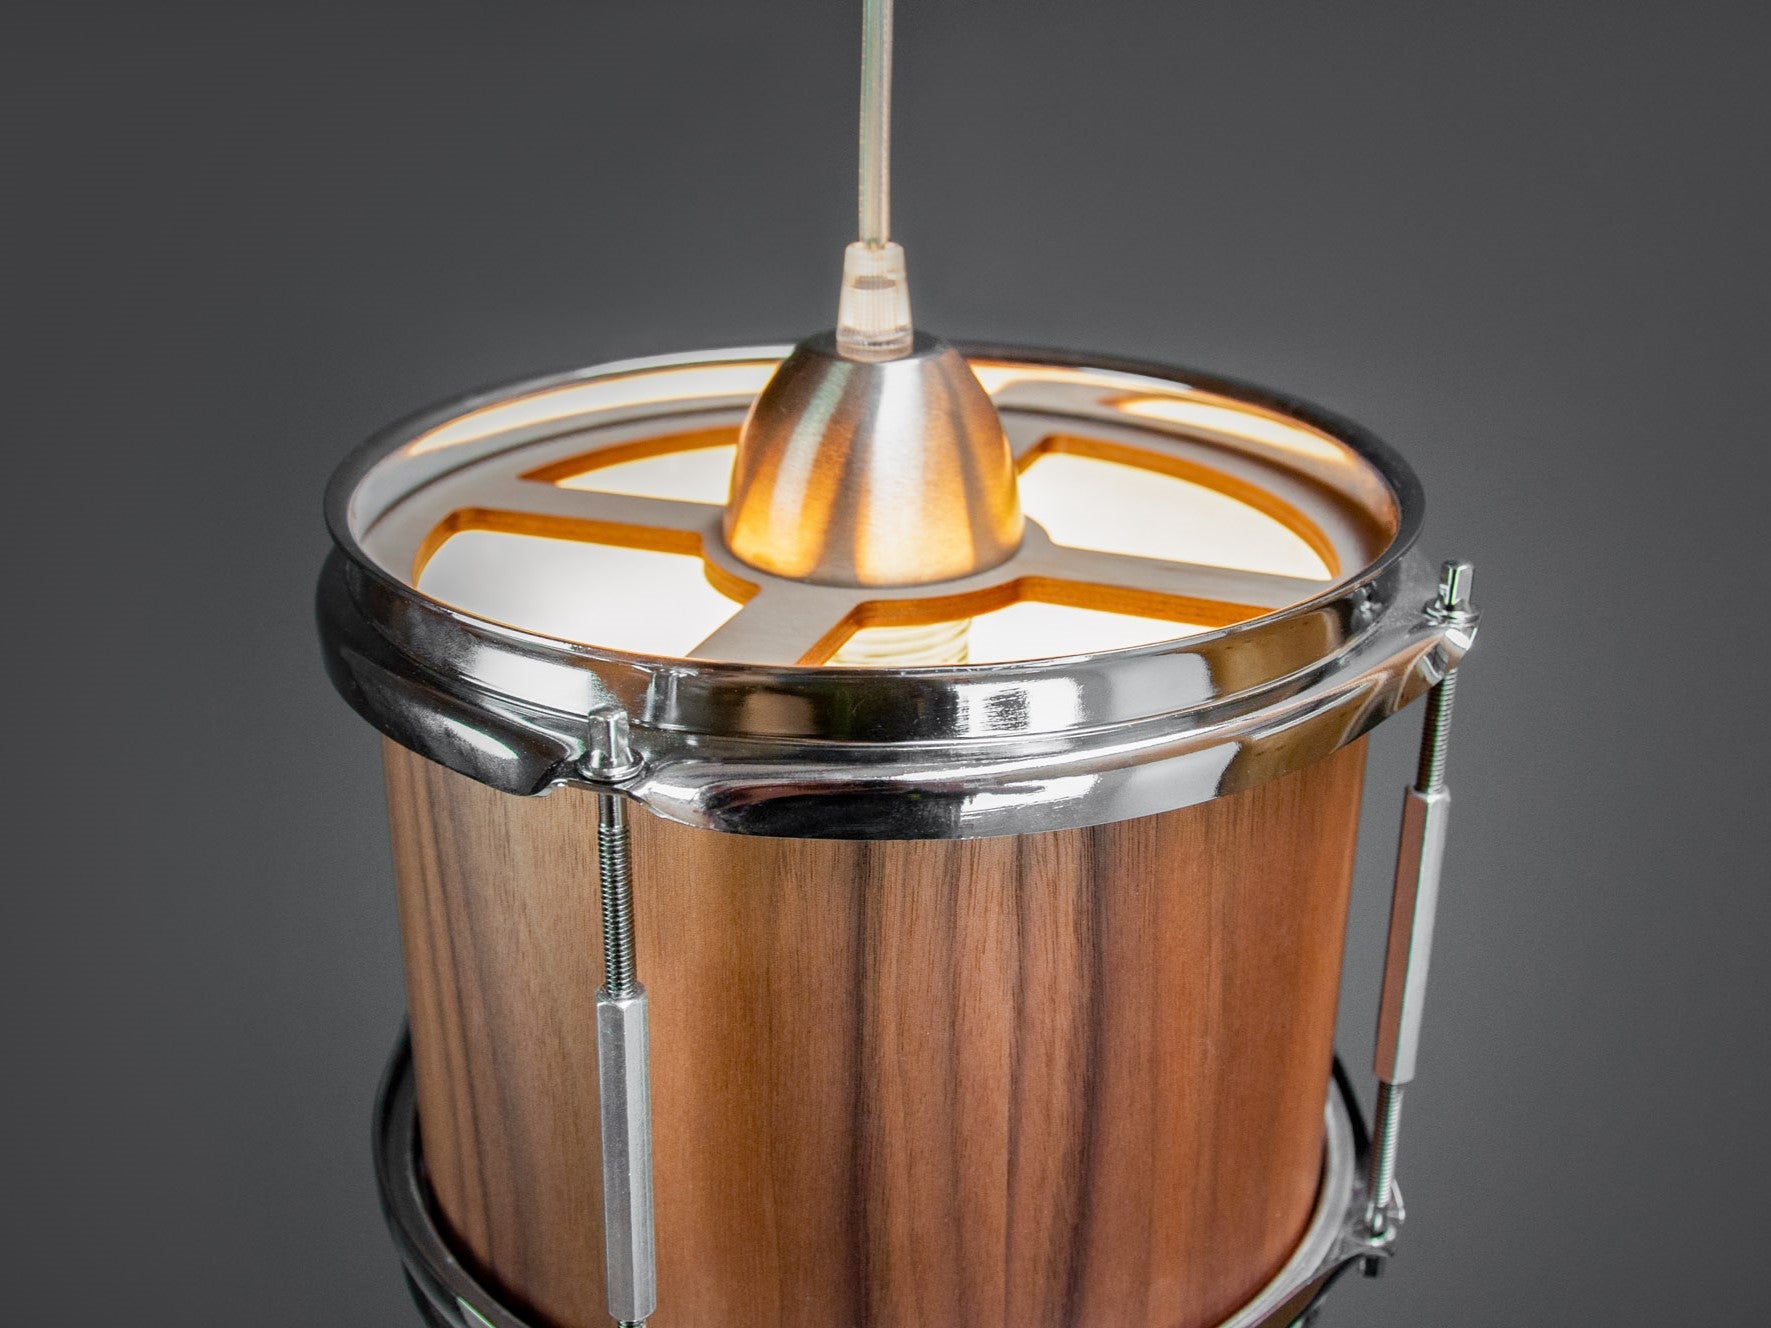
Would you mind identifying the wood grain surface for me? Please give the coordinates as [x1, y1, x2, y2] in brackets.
[384, 736, 1367, 1328]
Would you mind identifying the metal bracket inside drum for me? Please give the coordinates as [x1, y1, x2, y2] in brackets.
[374, 1034, 1384, 1328]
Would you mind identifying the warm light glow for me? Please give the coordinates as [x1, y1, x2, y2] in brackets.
[409, 442, 1322, 666]
[968, 600, 1205, 660]
[830, 619, 972, 667]
[557, 445, 737, 504]
[832, 599, 1205, 667]
[418, 531, 743, 655]
[1019, 451, 1331, 579]
[1114, 395, 1346, 464]
[969, 362, 1181, 398]
[388, 356, 1375, 667]
[406, 362, 779, 456]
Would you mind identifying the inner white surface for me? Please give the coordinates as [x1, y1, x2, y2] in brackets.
[406, 361, 778, 456]
[832, 602, 1203, 667]
[557, 445, 1330, 581]
[419, 532, 741, 656]
[417, 440, 1327, 662]
[559, 445, 737, 504]
[1019, 452, 1331, 579]
[964, 601, 1205, 663]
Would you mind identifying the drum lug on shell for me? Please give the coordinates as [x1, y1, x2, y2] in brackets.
[584, 706, 657, 1328]
[1362, 560, 1477, 1265]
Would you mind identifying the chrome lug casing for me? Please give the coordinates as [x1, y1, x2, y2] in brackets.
[318, 344, 1476, 840]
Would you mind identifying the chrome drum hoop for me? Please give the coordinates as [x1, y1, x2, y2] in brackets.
[319, 345, 1476, 840]
[372, 1036, 1380, 1328]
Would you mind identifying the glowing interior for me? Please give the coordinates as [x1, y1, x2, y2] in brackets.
[549, 442, 1327, 579]
[969, 600, 1208, 659]
[837, 600, 1208, 666]
[418, 532, 743, 656]
[1018, 451, 1330, 579]
[558, 444, 737, 504]
[405, 361, 778, 456]
[409, 426, 1346, 665]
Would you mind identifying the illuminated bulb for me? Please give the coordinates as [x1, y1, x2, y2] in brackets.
[830, 618, 971, 667]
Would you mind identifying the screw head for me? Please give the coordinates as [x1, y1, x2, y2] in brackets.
[1430, 559, 1476, 622]
[581, 706, 642, 782]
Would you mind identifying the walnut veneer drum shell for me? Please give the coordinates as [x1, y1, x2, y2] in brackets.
[384, 734, 1368, 1328]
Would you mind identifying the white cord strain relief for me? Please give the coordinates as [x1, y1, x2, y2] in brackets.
[836, 241, 913, 361]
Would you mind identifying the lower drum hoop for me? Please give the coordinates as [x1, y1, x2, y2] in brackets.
[374, 1036, 1378, 1328]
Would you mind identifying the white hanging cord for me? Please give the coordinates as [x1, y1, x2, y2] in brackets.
[858, 0, 893, 246]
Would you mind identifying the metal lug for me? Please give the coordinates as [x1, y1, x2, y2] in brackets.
[597, 987, 656, 1325]
[1374, 789, 1451, 1084]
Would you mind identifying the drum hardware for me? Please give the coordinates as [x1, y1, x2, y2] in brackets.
[586, 710, 656, 1328]
[316, 365, 1447, 839]
[1360, 560, 1477, 1273]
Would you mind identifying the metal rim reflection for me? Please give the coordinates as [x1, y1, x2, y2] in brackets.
[318, 344, 1473, 839]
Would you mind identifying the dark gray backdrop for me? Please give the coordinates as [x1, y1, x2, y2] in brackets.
[5, 1, 1766, 1323]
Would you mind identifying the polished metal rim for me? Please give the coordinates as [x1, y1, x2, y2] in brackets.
[319, 344, 1475, 839]
[373, 1036, 1377, 1328]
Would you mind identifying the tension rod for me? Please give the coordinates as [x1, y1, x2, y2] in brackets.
[584, 710, 655, 1328]
[1365, 560, 1476, 1251]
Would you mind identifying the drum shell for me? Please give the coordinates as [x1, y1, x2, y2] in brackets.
[382, 735, 1367, 1328]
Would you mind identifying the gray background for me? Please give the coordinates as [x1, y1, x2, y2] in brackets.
[4, 1, 1766, 1323]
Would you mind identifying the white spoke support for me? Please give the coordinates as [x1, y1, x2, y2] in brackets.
[473, 480, 722, 536]
[1024, 544, 1329, 610]
[685, 586, 865, 666]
